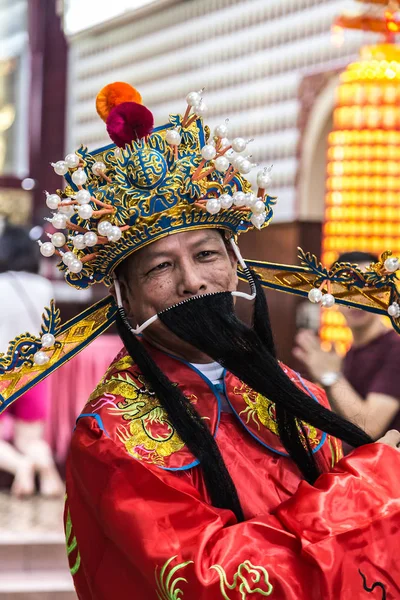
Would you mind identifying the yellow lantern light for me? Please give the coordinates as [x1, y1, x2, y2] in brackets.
[322, 32, 400, 351]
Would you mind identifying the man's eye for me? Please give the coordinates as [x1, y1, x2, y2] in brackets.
[147, 262, 170, 274]
[198, 250, 216, 258]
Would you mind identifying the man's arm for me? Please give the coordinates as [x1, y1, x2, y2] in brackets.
[293, 329, 399, 439]
[325, 376, 398, 439]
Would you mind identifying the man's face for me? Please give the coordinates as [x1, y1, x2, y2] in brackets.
[116, 229, 238, 352]
[338, 261, 380, 332]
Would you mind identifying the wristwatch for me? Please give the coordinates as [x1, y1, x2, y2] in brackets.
[319, 371, 340, 387]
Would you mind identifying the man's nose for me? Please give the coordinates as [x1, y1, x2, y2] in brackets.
[177, 262, 207, 297]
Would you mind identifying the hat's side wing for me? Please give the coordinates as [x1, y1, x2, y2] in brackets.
[241, 248, 400, 334]
[0, 296, 117, 414]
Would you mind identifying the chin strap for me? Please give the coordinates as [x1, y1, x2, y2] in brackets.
[229, 238, 256, 301]
[113, 275, 158, 335]
[113, 238, 256, 336]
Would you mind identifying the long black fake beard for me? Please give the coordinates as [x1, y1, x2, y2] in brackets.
[158, 277, 373, 476]
[116, 273, 372, 521]
[115, 311, 245, 522]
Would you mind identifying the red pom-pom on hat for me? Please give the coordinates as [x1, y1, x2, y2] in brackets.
[106, 102, 154, 147]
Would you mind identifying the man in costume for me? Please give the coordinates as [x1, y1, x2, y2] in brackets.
[0, 82, 400, 599]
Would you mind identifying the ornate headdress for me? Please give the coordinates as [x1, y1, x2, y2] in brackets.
[1, 82, 400, 412]
[40, 82, 274, 290]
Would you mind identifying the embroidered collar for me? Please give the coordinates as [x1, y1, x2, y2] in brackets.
[79, 346, 327, 470]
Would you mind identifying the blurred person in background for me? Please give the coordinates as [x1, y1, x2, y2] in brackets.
[0, 221, 63, 497]
[294, 251, 400, 443]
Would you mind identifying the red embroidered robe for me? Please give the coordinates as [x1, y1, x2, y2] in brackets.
[64, 344, 400, 599]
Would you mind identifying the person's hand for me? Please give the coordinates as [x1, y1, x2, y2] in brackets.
[293, 329, 342, 383]
[376, 429, 400, 448]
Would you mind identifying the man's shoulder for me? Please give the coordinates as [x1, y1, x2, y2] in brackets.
[73, 346, 157, 438]
[79, 348, 148, 417]
[72, 347, 189, 469]
[355, 329, 400, 355]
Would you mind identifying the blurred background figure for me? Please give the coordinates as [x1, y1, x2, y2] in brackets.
[0, 221, 64, 497]
[294, 251, 400, 443]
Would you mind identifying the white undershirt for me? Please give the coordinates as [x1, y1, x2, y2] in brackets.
[190, 361, 232, 413]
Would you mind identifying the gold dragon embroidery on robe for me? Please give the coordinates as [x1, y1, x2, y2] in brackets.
[155, 556, 274, 599]
[88, 362, 187, 466]
[235, 382, 321, 448]
[64, 496, 81, 577]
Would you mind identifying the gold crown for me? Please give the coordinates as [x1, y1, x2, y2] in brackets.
[38, 83, 276, 289]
